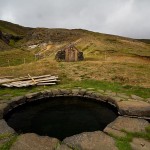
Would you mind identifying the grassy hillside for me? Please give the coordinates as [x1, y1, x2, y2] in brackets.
[137, 39, 150, 44]
[0, 39, 10, 50]
[0, 20, 32, 50]
[19, 28, 150, 57]
[0, 21, 150, 150]
[0, 20, 30, 36]
[0, 20, 150, 89]
[0, 49, 35, 67]
[0, 20, 150, 56]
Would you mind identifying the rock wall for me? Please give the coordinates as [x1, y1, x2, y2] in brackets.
[0, 89, 150, 150]
[1, 89, 150, 119]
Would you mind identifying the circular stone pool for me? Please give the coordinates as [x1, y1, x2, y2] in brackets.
[4, 97, 118, 140]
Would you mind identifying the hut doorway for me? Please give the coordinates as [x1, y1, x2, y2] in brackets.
[55, 44, 84, 62]
[66, 48, 77, 62]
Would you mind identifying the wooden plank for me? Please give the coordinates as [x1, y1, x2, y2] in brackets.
[31, 74, 52, 79]
[28, 74, 37, 84]
[37, 83, 56, 85]
[37, 80, 58, 83]
[0, 75, 53, 84]
[0, 74, 59, 87]
[75, 49, 78, 61]
[65, 49, 69, 62]
[34, 78, 58, 82]
[0, 78, 27, 85]
[0, 76, 13, 79]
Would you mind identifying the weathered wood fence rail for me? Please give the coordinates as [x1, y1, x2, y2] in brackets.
[0, 74, 59, 88]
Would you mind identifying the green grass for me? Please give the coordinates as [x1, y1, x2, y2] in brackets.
[58, 79, 150, 98]
[0, 134, 17, 150]
[0, 135, 17, 150]
[109, 126, 150, 150]
[0, 87, 44, 100]
[122, 126, 150, 141]
[0, 49, 35, 67]
[0, 25, 18, 36]
[0, 20, 28, 36]
[115, 136, 132, 150]
[9, 40, 15, 47]
[0, 134, 12, 140]
[0, 79, 150, 100]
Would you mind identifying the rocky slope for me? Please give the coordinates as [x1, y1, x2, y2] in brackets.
[0, 20, 150, 57]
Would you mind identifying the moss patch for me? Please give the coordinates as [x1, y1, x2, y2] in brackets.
[0, 134, 18, 150]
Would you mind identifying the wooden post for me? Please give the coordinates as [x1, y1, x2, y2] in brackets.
[24, 58, 26, 64]
[28, 74, 37, 84]
[35, 55, 37, 61]
[65, 49, 69, 62]
[104, 51, 107, 61]
[75, 50, 78, 61]
[8, 60, 10, 67]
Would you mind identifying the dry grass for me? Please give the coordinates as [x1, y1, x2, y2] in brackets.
[0, 55, 150, 88]
[58, 60, 150, 88]
[0, 49, 35, 67]
[0, 21, 150, 89]
[0, 59, 58, 77]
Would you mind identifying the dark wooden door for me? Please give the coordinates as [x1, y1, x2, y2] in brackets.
[69, 49, 75, 62]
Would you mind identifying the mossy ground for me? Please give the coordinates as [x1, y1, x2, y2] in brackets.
[0, 125, 149, 150]
[0, 49, 35, 67]
[0, 134, 18, 150]
[0, 79, 150, 101]
[110, 126, 150, 150]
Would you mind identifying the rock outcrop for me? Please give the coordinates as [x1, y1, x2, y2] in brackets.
[10, 133, 60, 150]
[63, 131, 117, 150]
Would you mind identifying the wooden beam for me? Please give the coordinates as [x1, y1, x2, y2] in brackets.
[28, 74, 37, 84]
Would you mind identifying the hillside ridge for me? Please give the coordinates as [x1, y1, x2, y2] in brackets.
[0, 20, 150, 57]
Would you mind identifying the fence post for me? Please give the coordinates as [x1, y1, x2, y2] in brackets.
[8, 60, 10, 67]
[24, 58, 26, 64]
[104, 51, 107, 61]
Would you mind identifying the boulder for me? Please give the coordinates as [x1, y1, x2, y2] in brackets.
[0, 119, 15, 135]
[71, 89, 80, 96]
[25, 92, 42, 101]
[59, 89, 71, 95]
[63, 131, 117, 150]
[56, 144, 72, 150]
[104, 126, 126, 137]
[8, 96, 26, 108]
[104, 116, 149, 137]
[51, 89, 61, 96]
[131, 95, 144, 101]
[0, 103, 9, 119]
[105, 91, 116, 97]
[146, 98, 150, 103]
[117, 93, 130, 99]
[131, 138, 150, 150]
[45, 90, 53, 97]
[10, 133, 60, 150]
[117, 100, 150, 117]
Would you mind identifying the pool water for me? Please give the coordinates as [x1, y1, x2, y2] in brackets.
[5, 97, 118, 140]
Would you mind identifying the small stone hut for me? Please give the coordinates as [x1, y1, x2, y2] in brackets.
[55, 44, 84, 62]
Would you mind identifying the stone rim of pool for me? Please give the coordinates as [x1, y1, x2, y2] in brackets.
[4, 96, 118, 140]
[0, 89, 150, 140]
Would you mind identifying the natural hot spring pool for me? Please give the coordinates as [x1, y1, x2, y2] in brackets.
[4, 97, 118, 140]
